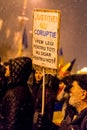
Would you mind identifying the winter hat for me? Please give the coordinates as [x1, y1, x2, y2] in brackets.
[71, 74, 87, 91]
[4, 57, 32, 86]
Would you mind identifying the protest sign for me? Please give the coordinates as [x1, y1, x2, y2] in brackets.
[32, 9, 61, 69]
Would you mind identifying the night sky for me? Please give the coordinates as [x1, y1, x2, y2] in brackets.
[0, 0, 87, 72]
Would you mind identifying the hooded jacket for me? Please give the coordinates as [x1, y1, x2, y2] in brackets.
[0, 57, 34, 130]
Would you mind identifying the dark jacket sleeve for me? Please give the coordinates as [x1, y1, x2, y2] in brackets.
[1, 86, 34, 130]
[45, 87, 56, 121]
[2, 90, 19, 130]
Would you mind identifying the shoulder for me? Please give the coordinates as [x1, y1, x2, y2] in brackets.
[81, 114, 87, 129]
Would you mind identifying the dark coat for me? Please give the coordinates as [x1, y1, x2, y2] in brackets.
[32, 74, 59, 121]
[42, 108, 87, 130]
[0, 57, 34, 130]
[31, 74, 60, 130]
[33, 83, 56, 120]
[69, 108, 87, 130]
[0, 85, 34, 130]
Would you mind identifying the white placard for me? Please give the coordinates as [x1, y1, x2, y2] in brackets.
[32, 9, 61, 69]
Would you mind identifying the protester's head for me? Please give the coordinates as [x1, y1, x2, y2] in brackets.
[69, 74, 87, 112]
[4, 57, 32, 86]
[35, 69, 43, 83]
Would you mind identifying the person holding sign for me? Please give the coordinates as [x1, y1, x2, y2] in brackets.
[28, 70, 59, 130]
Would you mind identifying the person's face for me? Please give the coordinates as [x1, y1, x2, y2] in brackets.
[35, 70, 43, 83]
[69, 81, 86, 108]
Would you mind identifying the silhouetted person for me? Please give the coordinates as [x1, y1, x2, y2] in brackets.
[0, 57, 34, 130]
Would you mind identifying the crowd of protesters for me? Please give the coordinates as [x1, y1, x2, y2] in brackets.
[0, 56, 87, 130]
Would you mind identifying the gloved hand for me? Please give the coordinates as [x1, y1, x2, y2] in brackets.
[37, 114, 51, 130]
[37, 114, 59, 130]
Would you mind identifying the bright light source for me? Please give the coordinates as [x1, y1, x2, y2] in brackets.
[77, 67, 87, 74]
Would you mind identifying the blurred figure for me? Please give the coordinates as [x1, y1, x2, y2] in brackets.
[28, 71, 59, 130]
[28, 69, 43, 99]
[37, 75, 77, 130]
[0, 57, 34, 130]
[35, 70, 43, 84]
[28, 69, 43, 130]
[53, 75, 77, 126]
[55, 76, 77, 129]
[68, 74, 87, 130]
[44, 74, 60, 120]
[53, 58, 76, 125]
